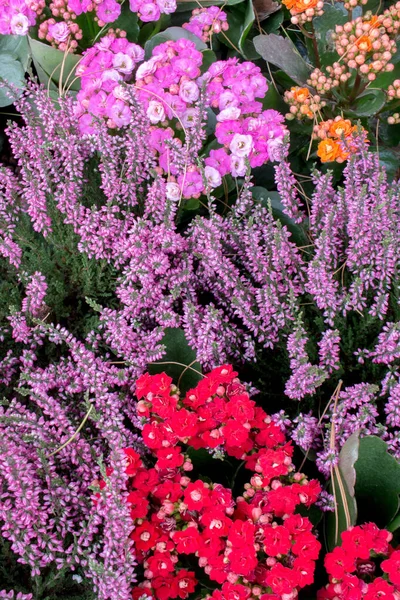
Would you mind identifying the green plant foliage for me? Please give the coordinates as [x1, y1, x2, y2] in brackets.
[147, 327, 203, 393]
[253, 33, 311, 85]
[28, 37, 81, 92]
[354, 436, 400, 528]
[0, 34, 28, 107]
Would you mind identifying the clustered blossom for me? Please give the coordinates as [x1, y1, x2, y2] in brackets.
[318, 524, 400, 599]
[38, 17, 82, 51]
[75, 33, 145, 133]
[0, 0, 37, 35]
[333, 10, 398, 82]
[2, 84, 400, 473]
[314, 118, 363, 163]
[183, 6, 229, 43]
[284, 86, 326, 121]
[119, 367, 322, 600]
[282, 0, 324, 24]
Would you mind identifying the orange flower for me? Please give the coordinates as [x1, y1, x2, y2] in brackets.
[355, 35, 373, 52]
[284, 0, 318, 12]
[365, 15, 380, 29]
[317, 139, 341, 163]
[329, 119, 353, 138]
[292, 87, 310, 102]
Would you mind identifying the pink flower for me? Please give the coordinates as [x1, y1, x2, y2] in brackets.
[230, 155, 247, 177]
[48, 21, 70, 42]
[179, 81, 200, 104]
[109, 99, 132, 127]
[113, 53, 135, 75]
[96, 0, 121, 23]
[139, 2, 161, 21]
[166, 182, 181, 201]
[217, 107, 241, 122]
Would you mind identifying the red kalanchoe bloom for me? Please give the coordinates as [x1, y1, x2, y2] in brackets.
[184, 480, 211, 511]
[174, 570, 197, 598]
[381, 550, 400, 586]
[173, 527, 201, 554]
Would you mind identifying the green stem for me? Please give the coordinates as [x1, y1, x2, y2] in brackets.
[309, 23, 321, 70]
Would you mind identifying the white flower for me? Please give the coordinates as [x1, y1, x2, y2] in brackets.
[101, 69, 122, 83]
[112, 85, 130, 101]
[204, 166, 222, 189]
[146, 100, 165, 124]
[10, 14, 29, 36]
[156, 0, 177, 14]
[166, 182, 181, 201]
[229, 133, 253, 158]
[217, 107, 241, 122]
[112, 53, 134, 75]
[230, 155, 247, 177]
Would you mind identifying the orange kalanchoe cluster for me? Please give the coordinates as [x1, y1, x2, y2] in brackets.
[284, 86, 326, 121]
[314, 117, 362, 163]
[333, 11, 397, 81]
[282, 0, 324, 24]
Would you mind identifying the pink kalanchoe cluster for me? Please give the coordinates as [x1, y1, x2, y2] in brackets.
[204, 60, 287, 176]
[67, 0, 122, 24]
[75, 33, 145, 133]
[183, 6, 229, 43]
[129, 0, 176, 22]
[0, 0, 37, 35]
[38, 17, 82, 51]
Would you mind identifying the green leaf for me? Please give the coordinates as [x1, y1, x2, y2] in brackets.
[349, 89, 387, 117]
[262, 9, 283, 33]
[387, 513, 400, 533]
[112, 3, 140, 42]
[148, 327, 202, 393]
[0, 53, 25, 107]
[313, 4, 348, 67]
[238, 0, 256, 56]
[144, 27, 207, 58]
[28, 37, 81, 92]
[325, 433, 359, 551]
[201, 49, 217, 73]
[355, 436, 400, 527]
[0, 34, 30, 70]
[253, 33, 311, 85]
[251, 187, 309, 246]
[376, 148, 400, 182]
[261, 82, 287, 112]
[372, 61, 400, 89]
[175, 0, 244, 9]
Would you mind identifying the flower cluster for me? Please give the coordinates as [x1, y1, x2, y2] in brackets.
[333, 12, 397, 81]
[183, 6, 229, 43]
[0, 0, 38, 35]
[318, 524, 399, 599]
[284, 86, 326, 121]
[129, 0, 176, 23]
[281, 0, 324, 25]
[122, 367, 322, 600]
[38, 17, 82, 51]
[75, 33, 145, 133]
[313, 118, 360, 163]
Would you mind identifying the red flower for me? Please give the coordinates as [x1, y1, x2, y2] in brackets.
[283, 514, 313, 535]
[228, 520, 256, 548]
[155, 447, 184, 470]
[132, 587, 152, 600]
[173, 527, 201, 554]
[168, 408, 198, 440]
[153, 481, 183, 503]
[184, 480, 211, 511]
[324, 546, 356, 580]
[127, 491, 149, 520]
[262, 525, 291, 556]
[292, 531, 321, 560]
[293, 558, 316, 588]
[152, 576, 178, 600]
[364, 578, 395, 599]
[132, 468, 160, 494]
[207, 364, 238, 384]
[223, 419, 250, 447]
[266, 563, 300, 595]
[341, 526, 372, 560]
[225, 395, 255, 421]
[256, 449, 290, 482]
[267, 486, 299, 516]
[292, 480, 321, 506]
[200, 507, 232, 537]
[174, 570, 197, 599]
[131, 522, 161, 553]
[146, 552, 175, 577]
[228, 548, 258, 576]
[219, 582, 252, 600]
[151, 394, 179, 419]
[124, 448, 143, 477]
[136, 373, 173, 399]
[381, 549, 400, 585]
